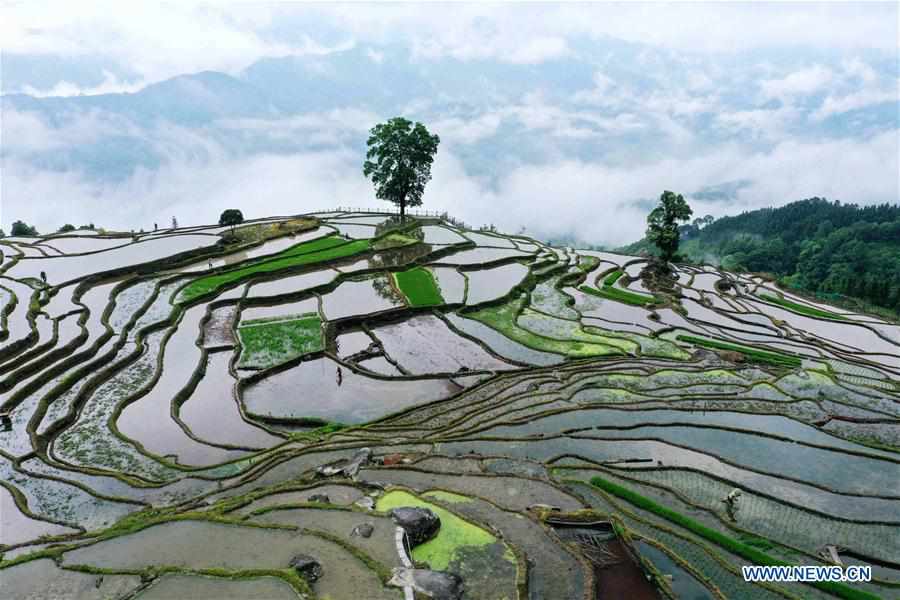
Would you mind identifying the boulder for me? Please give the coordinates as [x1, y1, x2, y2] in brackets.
[351, 523, 375, 538]
[289, 554, 323, 581]
[307, 493, 330, 504]
[388, 568, 463, 600]
[342, 447, 372, 478]
[390, 506, 440, 547]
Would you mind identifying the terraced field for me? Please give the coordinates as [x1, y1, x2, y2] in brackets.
[1, 212, 898, 599]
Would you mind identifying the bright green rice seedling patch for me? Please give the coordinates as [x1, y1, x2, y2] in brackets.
[759, 293, 849, 321]
[603, 269, 624, 286]
[676, 334, 802, 368]
[579, 284, 658, 306]
[237, 313, 323, 369]
[394, 267, 444, 307]
[178, 236, 368, 303]
[376, 490, 507, 571]
[588, 476, 879, 600]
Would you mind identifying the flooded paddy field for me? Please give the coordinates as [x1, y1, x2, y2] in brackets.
[0, 212, 897, 599]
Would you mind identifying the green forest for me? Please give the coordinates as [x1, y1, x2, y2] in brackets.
[623, 198, 900, 314]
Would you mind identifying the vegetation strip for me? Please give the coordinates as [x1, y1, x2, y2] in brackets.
[579, 283, 658, 306]
[759, 293, 849, 321]
[589, 476, 881, 600]
[178, 236, 368, 302]
[675, 334, 802, 367]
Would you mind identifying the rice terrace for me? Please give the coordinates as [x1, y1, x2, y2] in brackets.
[0, 208, 897, 600]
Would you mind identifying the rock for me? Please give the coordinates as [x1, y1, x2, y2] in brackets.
[388, 568, 463, 600]
[390, 507, 441, 547]
[342, 447, 372, 478]
[315, 464, 342, 477]
[289, 554, 323, 581]
[355, 496, 376, 510]
[351, 523, 375, 538]
[306, 493, 330, 504]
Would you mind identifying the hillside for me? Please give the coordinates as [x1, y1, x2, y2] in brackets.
[0, 212, 898, 600]
[622, 198, 900, 314]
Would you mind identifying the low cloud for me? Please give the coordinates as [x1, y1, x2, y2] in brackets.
[4, 125, 896, 247]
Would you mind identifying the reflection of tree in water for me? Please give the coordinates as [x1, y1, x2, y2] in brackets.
[371, 273, 405, 305]
[369, 217, 434, 301]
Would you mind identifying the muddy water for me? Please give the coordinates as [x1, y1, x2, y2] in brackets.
[336, 330, 376, 357]
[635, 541, 715, 599]
[0, 485, 78, 546]
[422, 225, 468, 245]
[239, 297, 319, 323]
[245, 269, 337, 299]
[61, 520, 401, 599]
[0, 558, 141, 600]
[444, 313, 564, 366]
[6, 234, 219, 284]
[242, 356, 457, 423]
[136, 574, 301, 600]
[117, 305, 248, 466]
[372, 315, 515, 374]
[320, 275, 405, 321]
[465, 262, 529, 305]
[432, 266, 466, 303]
[179, 352, 284, 450]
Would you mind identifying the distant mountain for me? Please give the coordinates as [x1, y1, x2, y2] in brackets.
[622, 198, 900, 313]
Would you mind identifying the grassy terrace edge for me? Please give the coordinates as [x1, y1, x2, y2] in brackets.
[676, 334, 802, 368]
[588, 476, 882, 600]
[177, 235, 368, 303]
[759, 293, 850, 321]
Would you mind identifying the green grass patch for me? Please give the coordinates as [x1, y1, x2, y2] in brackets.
[676, 334, 802, 368]
[178, 236, 368, 303]
[759, 293, 849, 321]
[376, 490, 507, 571]
[394, 267, 444, 307]
[588, 476, 879, 600]
[236, 313, 323, 369]
[579, 284, 657, 306]
[603, 269, 624, 286]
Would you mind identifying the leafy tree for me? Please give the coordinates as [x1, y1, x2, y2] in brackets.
[646, 191, 693, 262]
[363, 117, 440, 220]
[0, 229, 5, 238]
[58, 224, 76, 233]
[219, 209, 244, 227]
[11, 220, 38, 236]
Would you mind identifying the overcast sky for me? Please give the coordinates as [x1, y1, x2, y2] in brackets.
[2, 2, 898, 245]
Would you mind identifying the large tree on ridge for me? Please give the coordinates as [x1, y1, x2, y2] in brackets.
[363, 117, 440, 221]
[646, 190, 693, 262]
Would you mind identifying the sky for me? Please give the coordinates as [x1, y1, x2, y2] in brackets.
[1, 2, 898, 246]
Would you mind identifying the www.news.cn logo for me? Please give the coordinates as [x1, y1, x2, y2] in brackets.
[742, 565, 872, 583]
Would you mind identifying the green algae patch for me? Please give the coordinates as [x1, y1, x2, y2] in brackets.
[393, 267, 444, 307]
[178, 236, 368, 303]
[468, 296, 619, 357]
[376, 490, 497, 570]
[237, 313, 323, 369]
[423, 490, 472, 504]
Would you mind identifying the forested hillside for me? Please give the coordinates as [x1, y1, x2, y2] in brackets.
[622, 198, 900, 313]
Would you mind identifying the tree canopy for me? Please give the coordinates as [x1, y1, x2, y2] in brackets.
[363, 117, 440, 220]
[219, 209, 244, 227]
[11, 220, 39, 236]
[646, 190, 693, 262]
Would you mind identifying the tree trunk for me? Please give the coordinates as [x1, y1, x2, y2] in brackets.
[399, 195, 406, 222]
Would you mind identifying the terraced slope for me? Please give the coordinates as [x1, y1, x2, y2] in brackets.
[0, 212, 898, 600]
